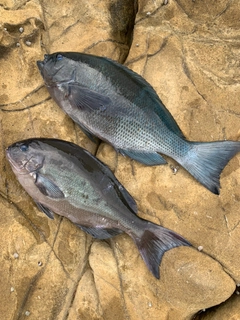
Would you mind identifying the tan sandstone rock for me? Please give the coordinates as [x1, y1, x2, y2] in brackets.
[195, 291, 240, 320]
[0, 0, 239, 319]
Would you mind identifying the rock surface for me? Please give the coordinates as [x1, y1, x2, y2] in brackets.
[0, 0, 239, 319]
[195, 289, 240, 320]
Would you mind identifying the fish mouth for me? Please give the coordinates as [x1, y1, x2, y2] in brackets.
[37, 54, 50, 70]
[37, 56, 65, 87]
[37, 60, 44, 71]
[37, 54, 50, 73]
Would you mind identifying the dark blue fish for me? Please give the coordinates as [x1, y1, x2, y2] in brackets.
[6, 138, 191, 278]
[37, 52, 240, 194]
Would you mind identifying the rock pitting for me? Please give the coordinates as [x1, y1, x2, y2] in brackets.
[0, 1, 239, 319]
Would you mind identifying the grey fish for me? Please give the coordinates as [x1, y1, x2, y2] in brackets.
[37, 52, 240, 194]
[6, 138, 191, 279]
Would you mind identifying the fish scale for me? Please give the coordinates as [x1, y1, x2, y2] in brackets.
[37, 52, 240, 194]
[6, 138, 191, 279]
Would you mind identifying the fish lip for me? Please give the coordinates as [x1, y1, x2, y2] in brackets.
[37, 54, 50, 70]
[37, 60, 45, 72]
[37, 53, 50, 70]
[44, 54, 49, 62]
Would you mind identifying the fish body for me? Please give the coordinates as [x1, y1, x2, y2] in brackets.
[37, 52, 240, 194]
[6, 138, 191, 278]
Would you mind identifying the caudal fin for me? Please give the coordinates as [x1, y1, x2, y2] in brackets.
[134, 223, 191, 279]
[180, 141, 240, 194]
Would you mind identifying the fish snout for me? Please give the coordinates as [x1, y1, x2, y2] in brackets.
[6, 148, 12, 163]
[37, 60, 44, 71]
[37, 54, 49, 70]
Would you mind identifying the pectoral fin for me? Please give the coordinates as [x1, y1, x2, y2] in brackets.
[35, 202, 54, 219]
[119, 149, 167, 166]
[35, 173, 65, 199]
[76, 225, 123, 239]
[66, 84, 112, 112]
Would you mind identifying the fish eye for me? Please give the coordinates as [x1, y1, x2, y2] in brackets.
[56, 54, 63, 61]
[19, 144, 28, 152]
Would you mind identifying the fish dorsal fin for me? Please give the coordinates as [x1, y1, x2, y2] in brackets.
[134, 85, 185, 139]
[107, 58, 185, 138]
[115, 183, 138, 215]
[152, 98, 185, 139]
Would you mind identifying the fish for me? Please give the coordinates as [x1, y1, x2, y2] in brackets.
[6, 138, 191, 279]
[37, 52, 240, 194]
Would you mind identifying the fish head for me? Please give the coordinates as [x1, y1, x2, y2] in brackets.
[37, 53, 74, 87]
[6, 139, 45, 175]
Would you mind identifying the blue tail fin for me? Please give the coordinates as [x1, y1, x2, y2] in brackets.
[180, 141, 240, 194]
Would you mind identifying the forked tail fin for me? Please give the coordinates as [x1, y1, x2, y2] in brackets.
[134, 223, 191, 279]
[180, 141, 240, 194]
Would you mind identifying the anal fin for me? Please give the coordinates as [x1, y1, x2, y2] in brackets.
[119, 149, 167, 166]
[76, 225, 123, 239]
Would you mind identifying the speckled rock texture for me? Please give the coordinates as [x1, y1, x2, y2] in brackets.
[0, 1, 239, 319]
